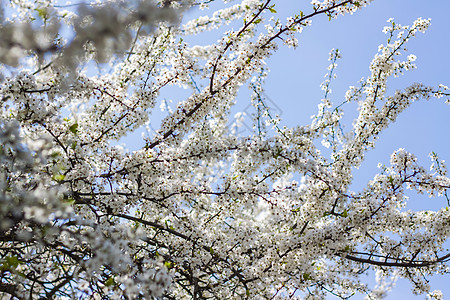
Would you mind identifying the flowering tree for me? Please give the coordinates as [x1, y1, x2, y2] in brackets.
[1, 0, 450, 299]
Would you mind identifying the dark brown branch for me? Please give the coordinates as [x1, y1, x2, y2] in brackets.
[345, 252, 450, 268]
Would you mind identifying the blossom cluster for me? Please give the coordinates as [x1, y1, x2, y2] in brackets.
[0, 0, 180, 70]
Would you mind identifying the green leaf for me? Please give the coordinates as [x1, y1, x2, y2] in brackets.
[1, 256, 21, 271]
[105, 276, 115, 286]
[341, 210, 348, 218]
[51, 151, 61, 158]
[35, 7, 48, 20]
[69, 123, 78, 135]
[302, 272, 311, 280]
[63, 197, 75, 204]
[52, 174, 65, 182]
[6, 256, 20, 268]
[268, 7, 277, 13]
[273, 148, 282, 159]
